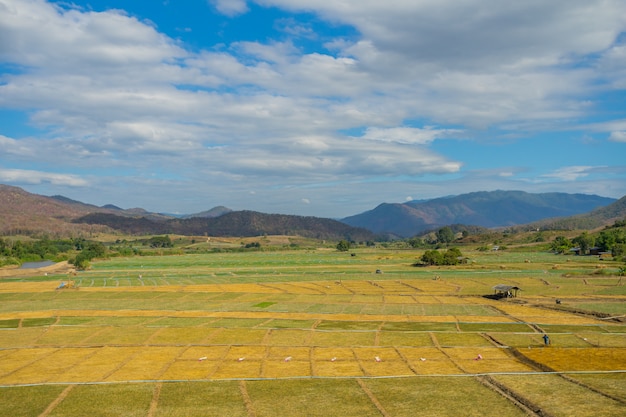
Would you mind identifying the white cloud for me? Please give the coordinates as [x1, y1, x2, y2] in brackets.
[359, 126, 461, 145]
[209, 0, 249, 17]
[0, 168, 88, 186]
[542, 166, 594, 181]
[1, 0, 625, 216]
[609, 131, 626, 142]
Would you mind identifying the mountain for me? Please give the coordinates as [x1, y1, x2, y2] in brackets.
[520, 194, 626, 231]
[0, 184, 372, 240]
[341, 190, 617, 237]
[183, 206, 232, 219]
[73, 210, 374, 241]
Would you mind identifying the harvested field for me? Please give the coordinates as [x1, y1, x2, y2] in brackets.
[0, 249, 624, 415]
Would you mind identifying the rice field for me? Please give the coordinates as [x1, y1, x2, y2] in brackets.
[0, 248, 624, 416]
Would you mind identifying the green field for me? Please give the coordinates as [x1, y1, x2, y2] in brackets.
[0, 248, 624, 416]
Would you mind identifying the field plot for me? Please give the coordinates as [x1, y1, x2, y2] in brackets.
[0, 249, 625, 416]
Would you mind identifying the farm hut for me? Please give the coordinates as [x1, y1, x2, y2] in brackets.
[492, 284, 520, 298]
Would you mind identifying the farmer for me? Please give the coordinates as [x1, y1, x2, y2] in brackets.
[542, 334, 550, 346]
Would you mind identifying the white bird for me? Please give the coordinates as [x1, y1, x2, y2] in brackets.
[198, 356, 207, 361]
[284, 356, 292, 362]
[238, 357, 245, 362]
[375, 356, 382, 362]
[331, 357, 337, 362]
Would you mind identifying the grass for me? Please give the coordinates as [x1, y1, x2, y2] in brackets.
[0, 247, 624, 416]
[492, 374, 626, 417]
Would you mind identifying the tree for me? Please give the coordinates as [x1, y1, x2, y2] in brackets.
[148, 235, 173, 248]
[336, 240, 351, 252]
[572, 232, 595, 255]
[436, 227, 455, 244]
[420, 250, 443, 266]
[551, 236, 573, 254]
[442, 247, 463, 265]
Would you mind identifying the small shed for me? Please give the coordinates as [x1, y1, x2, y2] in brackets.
[492, 284, 520, 298]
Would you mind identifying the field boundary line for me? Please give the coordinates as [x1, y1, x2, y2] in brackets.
[476, 375, 551, 417]
[147, 381, 162, 417]
[1, 370, 625, 388]
[357, 378, 390, 417]
[239, 380, 257, 417]
[37, 385, 74, 417]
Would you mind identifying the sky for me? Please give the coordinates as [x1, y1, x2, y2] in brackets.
[1, 0, 626, 218]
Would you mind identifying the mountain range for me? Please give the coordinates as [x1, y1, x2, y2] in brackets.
[1, 184, 624, 239]
[341, 190, 617, 237]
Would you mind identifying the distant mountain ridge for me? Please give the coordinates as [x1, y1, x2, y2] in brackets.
[0, 184, 372, 240]
[341, 190, 617, 237]
[73, 210, 373, 241]
[1, 184, 623, 239]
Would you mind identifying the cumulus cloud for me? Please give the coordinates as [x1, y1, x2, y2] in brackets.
[0, 168, 88, 186]
[609, 131, 626, 142]
[542, 166, 594, 181]
[359, 127, 461, 145]
[209, 0, 249, 17]
[0, 0, 625, 215]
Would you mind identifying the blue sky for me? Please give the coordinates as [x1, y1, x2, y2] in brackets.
[1, 0, 625, 218]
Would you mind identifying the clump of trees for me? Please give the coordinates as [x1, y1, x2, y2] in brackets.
[550, 218, 626, 259]
[147, 235, 173, 248]
[69, 242, 106, 270]
[0, 237, 77, 266]
[415, 247, 465, 266]
[336, 240, 351, 252]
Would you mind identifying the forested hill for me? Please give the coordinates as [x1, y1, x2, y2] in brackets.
[341, 190, 617, 237]
[74, 211, 374, 241]
[519, 194, 626, 231]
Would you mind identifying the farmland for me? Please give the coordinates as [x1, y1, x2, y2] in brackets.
[0, 248, 625, 416]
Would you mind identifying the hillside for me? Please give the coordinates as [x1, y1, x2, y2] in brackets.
[520, 194, 626, 231]
[73, 211, 374, 241]
[341, 190, 617, 237]
[0, 185, 372, 240]
[0, 184, 112, 236]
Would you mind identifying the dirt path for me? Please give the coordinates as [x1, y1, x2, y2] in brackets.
[37, 385, 74, 417]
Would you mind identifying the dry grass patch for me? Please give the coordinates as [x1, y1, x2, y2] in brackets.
[310, 331, 375, 347]
[519, 347, 626, 372]
[444, 347, 534, 374]
[384, 294, 417, 304]
[434, 333, 493, 347]
[263, 359, 311, 378]
[0, 327, 45, 347]
[33, 326, 101, 346]
[178, 345, 229, 360]
[353, 347, 414, 377]
[493, 374, 626, 417]
[206, 328, 268, 345]
[145, 327, 212, 345]
[266, 328, 312, 346]
[366, 377, 529, 417]
[160, 359, 217, 381]
[1, 347, 96, 384]
[0, 348, 58, 382]
[154, 381, 249, 417]
[246, 379, 381, 416]
[105, 346, 184, 381]
[0, 385, 68, 417]
[48, 383, 154, 417]
[378, 331, 434, 347]
[212, 359, 262, 379]
[59, 346, 143, 383]
[397, 347, 462, 375]
[83, 326, 157, 345]
[567, 373, 626, 402]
